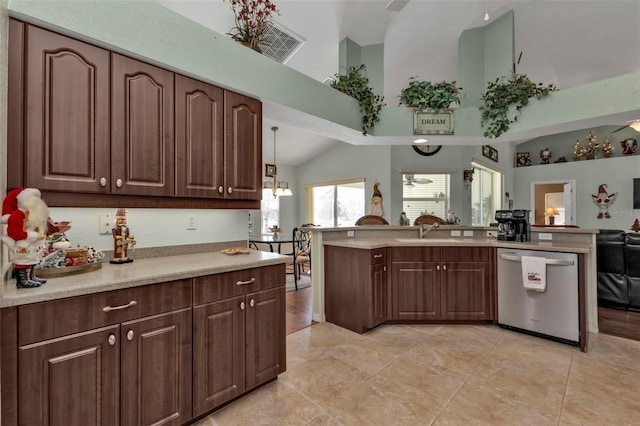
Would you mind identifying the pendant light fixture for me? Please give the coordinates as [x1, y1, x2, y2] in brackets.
[484, 0, 490, 21]
[271, 126, 292, 197]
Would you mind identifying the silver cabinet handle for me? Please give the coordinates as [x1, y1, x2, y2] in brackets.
[126, 330, 134, 341]
[108, 334, 116, 345]
[227, 187, 233, 194]
[436, 265, 440, 271]
[373, 254, 383, 258]
[250, 299, 255, 308]
[240, 301, 245, 310]
[103, 300, 137, 312]
[236, 278, 256, 286]
[443, 265, 447, 271]
[116, 178, 123, 188]
[218, 186, 224, 194]
[100, 177, 107, 187]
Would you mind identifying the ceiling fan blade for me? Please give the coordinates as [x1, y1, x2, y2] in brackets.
[610, 125, 629, 134]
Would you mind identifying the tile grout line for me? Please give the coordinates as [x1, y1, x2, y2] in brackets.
[557, 352, 575, 425]
[429, 330, 508, 424]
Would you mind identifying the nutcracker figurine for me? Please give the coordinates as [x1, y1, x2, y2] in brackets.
[110, 208, 136, 264]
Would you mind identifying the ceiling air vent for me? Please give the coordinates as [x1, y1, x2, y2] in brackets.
[260, 21, 305, 64]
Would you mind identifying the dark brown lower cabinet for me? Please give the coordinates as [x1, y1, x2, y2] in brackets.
[440, 261, 492, 320]
[392, 261, 441, 320]
[121, 308, 192, 426]
[324, 246, 388, 333]
[18, 325, 120, 426]
[192, 267, 285, 417]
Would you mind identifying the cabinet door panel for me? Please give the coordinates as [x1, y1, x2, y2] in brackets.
[19, 325, 119, 426]
[175, 75, 224, 198]
[224, 91, 261, 200]
[441, 262, 491, 320]
[392, 262, 441, 320]
[8, 19, 24, 190]
[246, 287, 285, 389]
[121, 308, 192, 426]
[193, 297, 245, 416]
[25, 24, 110, 193]
[368, 263, 388, 327]
[112, 53, 174, 196]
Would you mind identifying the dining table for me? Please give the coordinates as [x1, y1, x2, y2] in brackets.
[249, 235, 294, 254]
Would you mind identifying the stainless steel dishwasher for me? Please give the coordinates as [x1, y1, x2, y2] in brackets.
[497, 248, 579, 345]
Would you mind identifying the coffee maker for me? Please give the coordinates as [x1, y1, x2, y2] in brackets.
[495, 209, 531, 242]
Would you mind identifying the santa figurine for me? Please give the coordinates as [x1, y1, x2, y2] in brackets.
[111, 208, 136, 264]
[591, 184, 617, 219]
[371, 182, 384, 217]
[1, 188, 49, 288]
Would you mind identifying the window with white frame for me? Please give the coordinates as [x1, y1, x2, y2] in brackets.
[471, 161, 503, 226]
[402, 173, 450, 223]
[260, 188, 279, 234]
[307, 179, 365, 227]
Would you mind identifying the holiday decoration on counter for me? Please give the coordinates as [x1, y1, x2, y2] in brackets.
[602, 137, 614, 158]
[1, 188, 49, 288]
[631, 219, 640, 232]
[111, 208, 136, 264]
[539, 147, 551, 164]
[591, 184, 617, 219]
[399, 212, 410, 226]
[621, 138, 637, 156]
[371, 182, 384, 217]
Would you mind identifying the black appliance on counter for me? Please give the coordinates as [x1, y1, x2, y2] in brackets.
[495, 209, 531, 242]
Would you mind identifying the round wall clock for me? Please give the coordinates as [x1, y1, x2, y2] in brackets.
[412, 145, 442, 156]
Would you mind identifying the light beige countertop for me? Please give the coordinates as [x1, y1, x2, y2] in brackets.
[323, 237, 592, 253]
[1, 251, 288, 308]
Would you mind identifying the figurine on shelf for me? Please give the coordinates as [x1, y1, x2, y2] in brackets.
[111, 208, 136, 264]
[621, 138, 637, 156]
[602, 137, 614, 158]
[540, 147, 551, 164]
[1, 188, 49, 288]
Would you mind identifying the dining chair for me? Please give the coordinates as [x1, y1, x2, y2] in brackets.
[291, 227, 312, 290]
[355, 215, 389, 225]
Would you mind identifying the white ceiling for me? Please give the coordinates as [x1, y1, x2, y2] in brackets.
[157, 0, 640, 165]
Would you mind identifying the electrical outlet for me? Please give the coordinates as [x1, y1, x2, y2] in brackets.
[98, 213, 112, 234]
[538, 233, 553, 241]
[463, 230, 474, 237]
[451, 230, 461, 237]
[347, 230, 355, 237]
[186, 214, 197, 230]
[487, 230, 497, 238]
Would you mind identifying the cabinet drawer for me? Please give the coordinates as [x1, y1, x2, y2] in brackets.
[194, 264, 284, 305]
[18, 279, 192, 346]
[370, 248, 386, 265]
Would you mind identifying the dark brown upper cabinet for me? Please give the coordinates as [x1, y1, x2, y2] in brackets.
[111, 53, 175, 197]
[175, 75, 225, 198]
[224, 91, 262, 201]
[23, 24, 111, 194]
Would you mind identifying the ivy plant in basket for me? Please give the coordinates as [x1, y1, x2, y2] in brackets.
[398, 77, 463, 111]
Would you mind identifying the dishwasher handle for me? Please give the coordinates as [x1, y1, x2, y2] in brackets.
[499, 252, 574, 266]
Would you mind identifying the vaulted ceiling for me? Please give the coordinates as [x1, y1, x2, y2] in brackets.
[157, 0, 640, 165]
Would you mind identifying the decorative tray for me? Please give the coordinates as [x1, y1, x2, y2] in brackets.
[35, 261, 102, 278]
[221, 247, 251, 255]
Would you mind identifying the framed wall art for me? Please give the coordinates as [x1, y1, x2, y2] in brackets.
[265, 163, 277, 178]
[482, 145, 498, 162]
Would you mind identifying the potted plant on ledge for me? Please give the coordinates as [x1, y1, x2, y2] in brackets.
[225, 0, 279, 53]
[399, 77, 463, 111]
[331, 64, 386, 135]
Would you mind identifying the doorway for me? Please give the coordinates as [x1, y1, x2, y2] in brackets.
[530, 180, 576, 225]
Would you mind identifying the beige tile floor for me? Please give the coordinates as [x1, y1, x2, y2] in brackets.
[195, 323, 640, 426]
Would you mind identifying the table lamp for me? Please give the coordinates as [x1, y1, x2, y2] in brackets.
[545, 207, 559, 225]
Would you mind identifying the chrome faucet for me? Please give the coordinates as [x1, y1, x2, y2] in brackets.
[419, 222, 439, 238]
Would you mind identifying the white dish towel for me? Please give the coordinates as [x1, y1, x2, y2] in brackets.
[521, 255, 547, 292]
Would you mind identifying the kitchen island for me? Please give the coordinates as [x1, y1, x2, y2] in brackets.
[0, 249, 289, 426]
[308, 225, 597, 350]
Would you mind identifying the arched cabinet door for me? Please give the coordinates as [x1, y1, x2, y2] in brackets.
[24, 24, 111, 194]
[111, 53, 175, 196]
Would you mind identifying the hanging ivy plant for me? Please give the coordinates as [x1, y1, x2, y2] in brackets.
[480, 74, 557, 139]
[399, 77, 462, 111]
[331, 64, 385, 135]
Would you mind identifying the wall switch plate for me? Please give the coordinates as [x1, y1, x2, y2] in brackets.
[451, 230, 461, 237]
[98, 213, 112, 234]
[463, 230, 474, 237]
[347, 230, 355, 237]
[538, 233, 553, 240]
[487, 230, 497, 238]
[186, 214, 197, 230]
